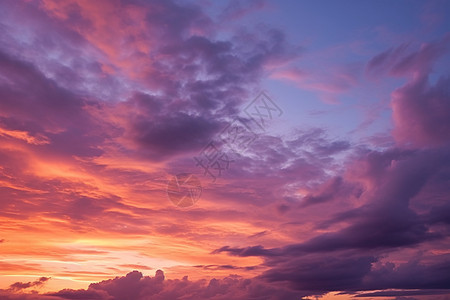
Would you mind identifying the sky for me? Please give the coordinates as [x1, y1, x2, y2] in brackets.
[0, 0, 449, 299]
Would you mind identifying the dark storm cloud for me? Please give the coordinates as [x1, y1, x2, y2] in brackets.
[213, 144, 450, 294]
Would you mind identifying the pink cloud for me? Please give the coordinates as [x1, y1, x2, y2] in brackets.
[391, 75, 450, 148]
[41, 270, 305, 300]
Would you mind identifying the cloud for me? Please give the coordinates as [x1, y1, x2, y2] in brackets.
[8, 277, 50, 292]
[44, 270, 306, 300]
[0, 0, 301, 168]
[391, 75, 450, 148]
[219, 0, 267, 21]
[366, 34, 450, 78]
[356, 290, 450, 297]
[365, 35, 450, 148]
[0, 291, 58, 300]
[261, 253, 376, 292]
[213, 144, 450, 294]
[0, 0, 300, 225]
[213, 248, 450, 293]
[270, 63, 362, 104]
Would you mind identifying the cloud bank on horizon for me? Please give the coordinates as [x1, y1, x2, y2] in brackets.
[0, 0, 449, 299]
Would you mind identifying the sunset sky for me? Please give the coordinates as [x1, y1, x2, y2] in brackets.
[1, 0, 450, 299]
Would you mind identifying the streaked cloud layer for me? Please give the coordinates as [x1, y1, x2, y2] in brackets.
[0, 0, 449, 299]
